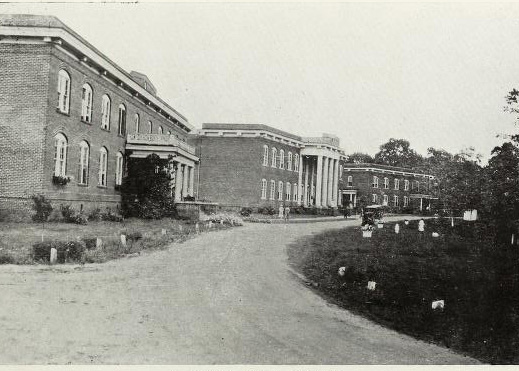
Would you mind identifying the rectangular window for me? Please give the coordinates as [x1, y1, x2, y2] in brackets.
[270, 180, 275, 200]
[294, 154, 300, 172]
[286, 182, 291, 201]
[383, 194, 388, 205]
[293, 183, 298, 201]
[372, 176, 379, 188]
[404, 196, 409, 207]
[347, 175, 353, 187]
[394, 179, 399, 190]
[372, 194, 377, 203]
[393, 195, 399, 207]
[263, 146, 269, 166]
[278, 181, 283, 201]
[404, 180, 409, 191]
[115, 154, 124, 186]
[261, 179, 267, 199]
[384, 178, 389, 189]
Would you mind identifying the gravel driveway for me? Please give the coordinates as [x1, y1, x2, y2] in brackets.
[0, 218, 479, 364]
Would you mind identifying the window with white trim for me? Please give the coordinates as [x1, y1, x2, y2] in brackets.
[270, 180, 275, 200]
[278, 181, 283, 200]
[263, 145, 269, 166]
[118, 104, 126, 136]
[404, 179, 409, 191]
[294, 154, 300, 172]
[53, 133, 68, 176]
[78, 140, 89, 185]
[413, 180, 420, 192]
[57, 69, 71, 114]
[115, 152, 124, 186]
[134, 114, 140, 133]
[393, 195, 399, 207]
[101, 94, 111, 130]
[384, 177, 389, 189]
[158, 126, 163, 134]
[279, 149, 285, 169]
[81, 83, 93, 123]
[347, 175, 353, 187]
[372, 176, 379, 188]
[261, 179, 267, 199]
[404, 196, 409, 207]
[287, 152, 293, 171]
[286, 182, 291, 201]
[293, 183, 298, 201]
[98, 147, 108, 187]
[383, 194, 389, 205]
[148, 121, 153, 133]
[271, 148, 277, 167]
[372, 194, 377, 203]
[394, 179, 400, 190]
[340, 165, 343, 179]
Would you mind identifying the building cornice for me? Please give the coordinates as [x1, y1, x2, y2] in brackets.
[343, 166, 434, 179]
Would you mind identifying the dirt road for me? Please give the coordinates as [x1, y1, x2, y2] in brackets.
[0, 218, 479, 364]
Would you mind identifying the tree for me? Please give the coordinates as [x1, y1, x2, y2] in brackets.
[374, 138, 423, 168]
[345, 152, 374, 164]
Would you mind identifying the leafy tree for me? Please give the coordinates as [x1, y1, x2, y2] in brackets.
[374, 138, 423, 168]
[345, 152, 374, 164]
[121, 153, 176, 219]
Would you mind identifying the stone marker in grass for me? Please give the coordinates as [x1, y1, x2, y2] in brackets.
[208, 221, 212, 229]
[195, 223, 200, 234]
[50, 248, 57, 264]
[394, 223, 400, 234]
[432, 299, 444, 310]
[432, 232, 439, 238]
[120, 234, 127, 247]
[161, 228, 167, 235]
[96, 237, 103, 249]
[367, 281, 376, 290]
[338, 266, 346, 276]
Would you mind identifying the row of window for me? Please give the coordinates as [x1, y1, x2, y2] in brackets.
[57, 69, 173, 136]
[371, 194, 410, 207]
[260, 179, 301, 202]
[262, 145, 300, 172]
[54, 133, 123, 188]
[371, 176, 424, 191]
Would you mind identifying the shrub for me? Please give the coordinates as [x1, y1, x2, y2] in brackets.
[258, 206, 276, 215]
[82, 237, 97, 250]
[240, 207, 253, 217]
[127, 231, 143, 241]
[31, 194, 53, 222]
[32, 240, 85, 263]
[101, 208, 123, 222]
[60, 204, 88, 225]
[52, 175, 70, 186]
[88, 208, 102, 221]
[0, 251, 15, 264]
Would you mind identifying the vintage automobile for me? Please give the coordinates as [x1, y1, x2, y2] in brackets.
[361, 205, 387, 226]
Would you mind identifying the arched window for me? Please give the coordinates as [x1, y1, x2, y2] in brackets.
[279, 149, 285, 169]
[261, 179, 267, 200]
[118, 104, 126, 136]
[57, 69, 71, 113]
[101, 94, 111, 130]
[271, 148, 277, 167]
[158, 126, 163, 134]
[383, 194, 389, 206]
[293, 183, 298, 202]
[98, 147, 108, 187]
[148, 121, 153, 134]
[78, 140, 89, 185]
[347, 175, 353, 187]
[53, 133, 68, 176]
[81, 83, 93, 123]
[286, 182, 291, 201]
[278, 181, 283, 201]
[134, 114, 140, 133]
[294, 154, 300, 172]
[262, 145, 269, 166]
[270, 180, 275, 200]
[372, 176, 379, 188]
[287, 152, 293, 171]
[115, 152, 124, 186]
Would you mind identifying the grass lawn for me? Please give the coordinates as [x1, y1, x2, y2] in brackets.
[0, 217, 235, 264]
[288, 218, 519, 364]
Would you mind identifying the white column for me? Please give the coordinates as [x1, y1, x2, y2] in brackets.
[303, 159, 309, 207]
[182, 165, 189, 198]
[174, 162, 183, 202]
[315, 156, 323, 208]
[297, 154, 303, 206]
[321, 157, 329, 207]
[327, 158, 333, 207]
[332, 159, 339, 207]
[189, 165, 195, 197]
[310, 159, 315, 206]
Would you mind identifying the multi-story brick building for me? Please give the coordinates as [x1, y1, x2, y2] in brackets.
[0, 14, 198, 219]
[338, 163, 436, 212]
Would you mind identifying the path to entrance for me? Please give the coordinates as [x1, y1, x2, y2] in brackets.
[0, 217, 479, 364]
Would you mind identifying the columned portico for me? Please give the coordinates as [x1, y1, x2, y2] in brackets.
[321, 157, 329, 207]
[315, 155, 323, 208]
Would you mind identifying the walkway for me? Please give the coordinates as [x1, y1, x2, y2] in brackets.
[0, 218, 479, 364]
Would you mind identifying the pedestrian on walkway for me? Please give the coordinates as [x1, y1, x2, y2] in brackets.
[284, 206, 290, 222]
[278, 205, 284, 219]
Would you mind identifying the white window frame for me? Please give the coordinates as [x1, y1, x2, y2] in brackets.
[279, 149, 285, 169]
[57, 69, 70, 114]
[347, 175, 353, 187]
[394, 179, 400, 190]
[404, 196, 409, 207]
[404, 179, 409, 191]
[261, 179, 267, 200]
[372, 176, 379, 188]
[384, 177, 389, 189]
[263, 145, 269, 166]
[393, 195, 399, 207]
[271, 148, 277, 168]
[372, 194, 377, 204]
[293, 183, 298, 201]
[134, 114, 140, 133]
[148, 121, 153, 133]
[117, 104, 126, 136]
[115, 152, 124, 186]
[101, 94, 111, 130]
[158, 126, 163, 134]
[98, 147, 108, 187]
[78, 140, 89, 185]
[383, 194, 389, 206]
[287, 152, 292, 171]
[53, 133, 68, 177]
[294, 154, 300, 172]
[270, 180, 275, 200]
[278, 181, 283, 201]
[81, 83, 93, 123]
[286, 182, 291, 201]
[340, 165, 343, 179]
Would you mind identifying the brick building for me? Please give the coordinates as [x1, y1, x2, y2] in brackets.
[338, 163, 436, 212]
[0, 14, 198, 219]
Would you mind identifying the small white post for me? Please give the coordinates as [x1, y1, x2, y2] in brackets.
[179, 225, 183, 233]
[512, 234, 515, 245]
[120, 234, 127, 247]
[195, 223, 200, 234]
[394, 223, 400, 234]
[96, 237, 103, 249]
[50, 248, 57, 265]
[161, 228, 167, 235]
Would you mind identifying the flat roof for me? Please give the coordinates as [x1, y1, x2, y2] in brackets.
[202, 123, 303, 142]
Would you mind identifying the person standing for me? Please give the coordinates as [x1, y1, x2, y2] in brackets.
[284, 205, 290, 222]
[278, 205, 284, 219]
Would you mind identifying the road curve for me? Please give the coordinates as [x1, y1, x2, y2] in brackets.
[0, 218, 479, 364]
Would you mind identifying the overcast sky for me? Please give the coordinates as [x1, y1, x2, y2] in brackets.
[2, 2, 519, 161]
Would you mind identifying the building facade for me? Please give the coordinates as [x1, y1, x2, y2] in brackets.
[338, 163, 436, 212]
[0, 14, 198, 219]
